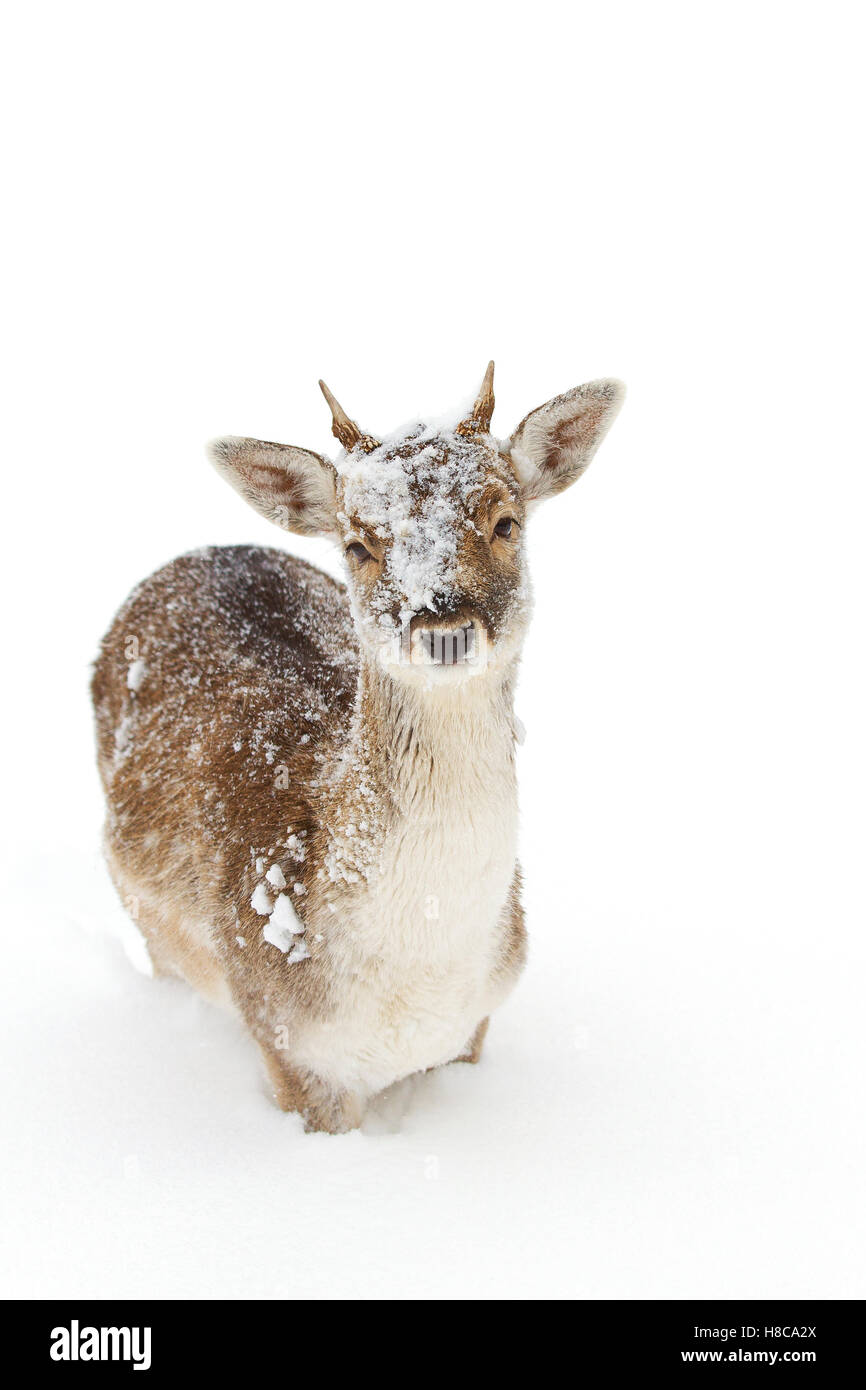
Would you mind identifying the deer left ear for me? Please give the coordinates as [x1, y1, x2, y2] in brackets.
[507, 378, 625, 502]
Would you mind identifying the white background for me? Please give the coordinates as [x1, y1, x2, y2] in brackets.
[1, 1, 864, 1299]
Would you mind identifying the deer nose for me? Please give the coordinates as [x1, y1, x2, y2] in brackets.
[417, 621, 477, 666]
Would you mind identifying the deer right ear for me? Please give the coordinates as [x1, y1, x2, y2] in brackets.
[507, 379, 625, 503]
[208, 436, 338, 537]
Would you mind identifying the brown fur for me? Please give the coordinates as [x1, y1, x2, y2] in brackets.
[92, 544, 526, 1127]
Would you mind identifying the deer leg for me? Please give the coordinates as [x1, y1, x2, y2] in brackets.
[427, 1017, 490, 1074]
[259, 1044, 363, 1134]
[454, 1016, 490, 1064]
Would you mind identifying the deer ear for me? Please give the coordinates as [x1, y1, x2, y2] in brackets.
[208, 436, 338, 537]
[507, 379, 625, 502]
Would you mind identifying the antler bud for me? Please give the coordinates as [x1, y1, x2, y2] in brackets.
[456, 360, 495, 437]
[318, 380, 379, 453]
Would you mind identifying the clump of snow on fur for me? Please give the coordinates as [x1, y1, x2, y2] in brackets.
[262, 892, 306, 955]
[126, 659, 146, 691]
[284, 833, 306, 862]
[266, 863, 286, 890]
[250, 883, 272, 915]
[262, 918, 291, 952]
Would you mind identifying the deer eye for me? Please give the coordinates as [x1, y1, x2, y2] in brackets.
[493, 516, 517, 540]
[345, 541, 373, 565]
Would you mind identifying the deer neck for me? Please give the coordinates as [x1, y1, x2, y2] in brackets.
[361, 659, 516, 808]
[320, 656, 519, 889]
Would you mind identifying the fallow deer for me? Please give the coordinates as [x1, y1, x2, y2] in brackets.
[91, 365, 625, 1131]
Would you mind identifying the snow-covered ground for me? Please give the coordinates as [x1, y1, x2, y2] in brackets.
[2, 832, 861, 1300]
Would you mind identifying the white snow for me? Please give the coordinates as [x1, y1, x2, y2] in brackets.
[265, 863, 286, 890]
[262, 918, 291, 953]
[262, 892, 305, 953]
[250, 883, 272, 916]
[285, 833, 305, 862]
[116, 913, 154, 978]
[271, 892, 304, 933]
[126, 659, 146, 691]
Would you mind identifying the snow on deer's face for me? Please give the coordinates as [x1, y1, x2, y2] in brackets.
[208, 366, 625, 687]
[335, 422, 530, 683]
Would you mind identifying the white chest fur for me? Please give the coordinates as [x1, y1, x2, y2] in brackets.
[295, 698, 520, 1095]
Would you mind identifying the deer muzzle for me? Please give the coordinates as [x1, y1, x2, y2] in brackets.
[417, 621, 477, 666]
[405, 612, 487, 669]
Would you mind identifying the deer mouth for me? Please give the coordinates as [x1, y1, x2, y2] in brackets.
[415, 621, 478, 667]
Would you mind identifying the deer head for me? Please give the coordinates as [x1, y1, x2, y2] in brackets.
[209, 366, 624, 686]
